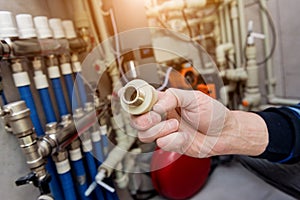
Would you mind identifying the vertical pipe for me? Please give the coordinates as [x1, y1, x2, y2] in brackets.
[33, 64, 57, 123]
[61, 61, 79, 111]
[72, 57, 87, 107]
[54, 151, 78, 200]
[219, 5, 227, 44]
[69, 139, 91, 200]
[46, 159, 65, 200]
[12, 67, 44, 136]
[92, 129, 104, 165]
[82, 138, 105, 200]
[231, 0, 242, 67]
[48, 66, 69, 116]
[259, 0, 275, 97]
[224, 4, 233, 44]
[237, 0, 247, 63]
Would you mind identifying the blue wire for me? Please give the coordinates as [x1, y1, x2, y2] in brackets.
[46, 158, 65, 200]
[51, 78, 69, 116]
[64, 74, 79, 111]
[75, 72, 87, 107]
[38, 88, 57, 123]
[18, 86, 44, 136]
[84, 151, 105, 200]
[58, 169, 78, 200]
[71, 158, 91, 200]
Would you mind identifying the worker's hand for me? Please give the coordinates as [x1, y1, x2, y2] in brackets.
[131, 88, 268, 158]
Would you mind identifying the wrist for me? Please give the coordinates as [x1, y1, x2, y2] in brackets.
[223, 111, 269, 156]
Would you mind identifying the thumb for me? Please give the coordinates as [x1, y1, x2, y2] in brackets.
[153, 88, 207, 114]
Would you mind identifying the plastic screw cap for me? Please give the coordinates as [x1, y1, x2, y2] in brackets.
[34, 16, 53, 39]
[49, 18, 65, 39]
[16, 14, 37, 39]
[62, 20, 77, 39]
[0, 11, 18, 38]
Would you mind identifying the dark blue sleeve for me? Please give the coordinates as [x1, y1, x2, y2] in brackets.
[255, 104, 300, 164]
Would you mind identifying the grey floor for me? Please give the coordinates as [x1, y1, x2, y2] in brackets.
[190, 161, 296, 200]
[118, 160, 296, 200]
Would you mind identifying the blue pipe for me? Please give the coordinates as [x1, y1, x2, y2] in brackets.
[51, 78, 69, 116]
[93, 140, 104, 165]
[18, 86, 44, 136]
[64, 74, 79, 111]
[75, 72, 87, 107]
[59, 170, 77, 200]
[70, 153, 91, 200]
[46, 159, 65, 200]
[84, 151, 105, 200]
[1, 92, 7, 105]
[38, 88, 56, 123]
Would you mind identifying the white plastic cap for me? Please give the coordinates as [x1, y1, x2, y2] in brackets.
[34, 16, 53, 39]
[62, 20, 77, 39]
[16, 14, 37, 39]
[49, 18, 65, 39]
[0, 11, 18, 38]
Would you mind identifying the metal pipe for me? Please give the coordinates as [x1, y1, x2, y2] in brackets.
[1, 101, 51, 195]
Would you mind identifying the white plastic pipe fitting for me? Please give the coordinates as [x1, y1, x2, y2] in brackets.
[119, 79, 157, 115]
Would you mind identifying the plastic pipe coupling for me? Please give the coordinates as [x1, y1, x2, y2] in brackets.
[119, 79, 157, 115]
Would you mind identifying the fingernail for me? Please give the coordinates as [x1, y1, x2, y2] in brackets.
[153, 103, 164, 114]
[168, 119, 178, 130]
[150, 111, 161, 123]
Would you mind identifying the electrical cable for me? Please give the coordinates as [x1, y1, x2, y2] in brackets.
[256, 0, 277, 65]
[157, 67, 173, 91]
[244, 0, 277, 65]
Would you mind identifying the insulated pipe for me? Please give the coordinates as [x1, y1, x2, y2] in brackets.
[76, 106, 105, 200]
[33, 59, 57, 123]
[11, 61, 44, 136]
[85, 103, 105, 165]
[53, 151, 78, 200]
[72, 54, 88, 107]
[48, 62, 69, 116]
[60, 57, 80, 111]
[69, 139, 91, 200]
[83, 140, 105, 200]
[91, 126, 105, 164]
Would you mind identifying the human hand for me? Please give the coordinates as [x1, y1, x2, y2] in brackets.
[131, 88, 268, 158]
